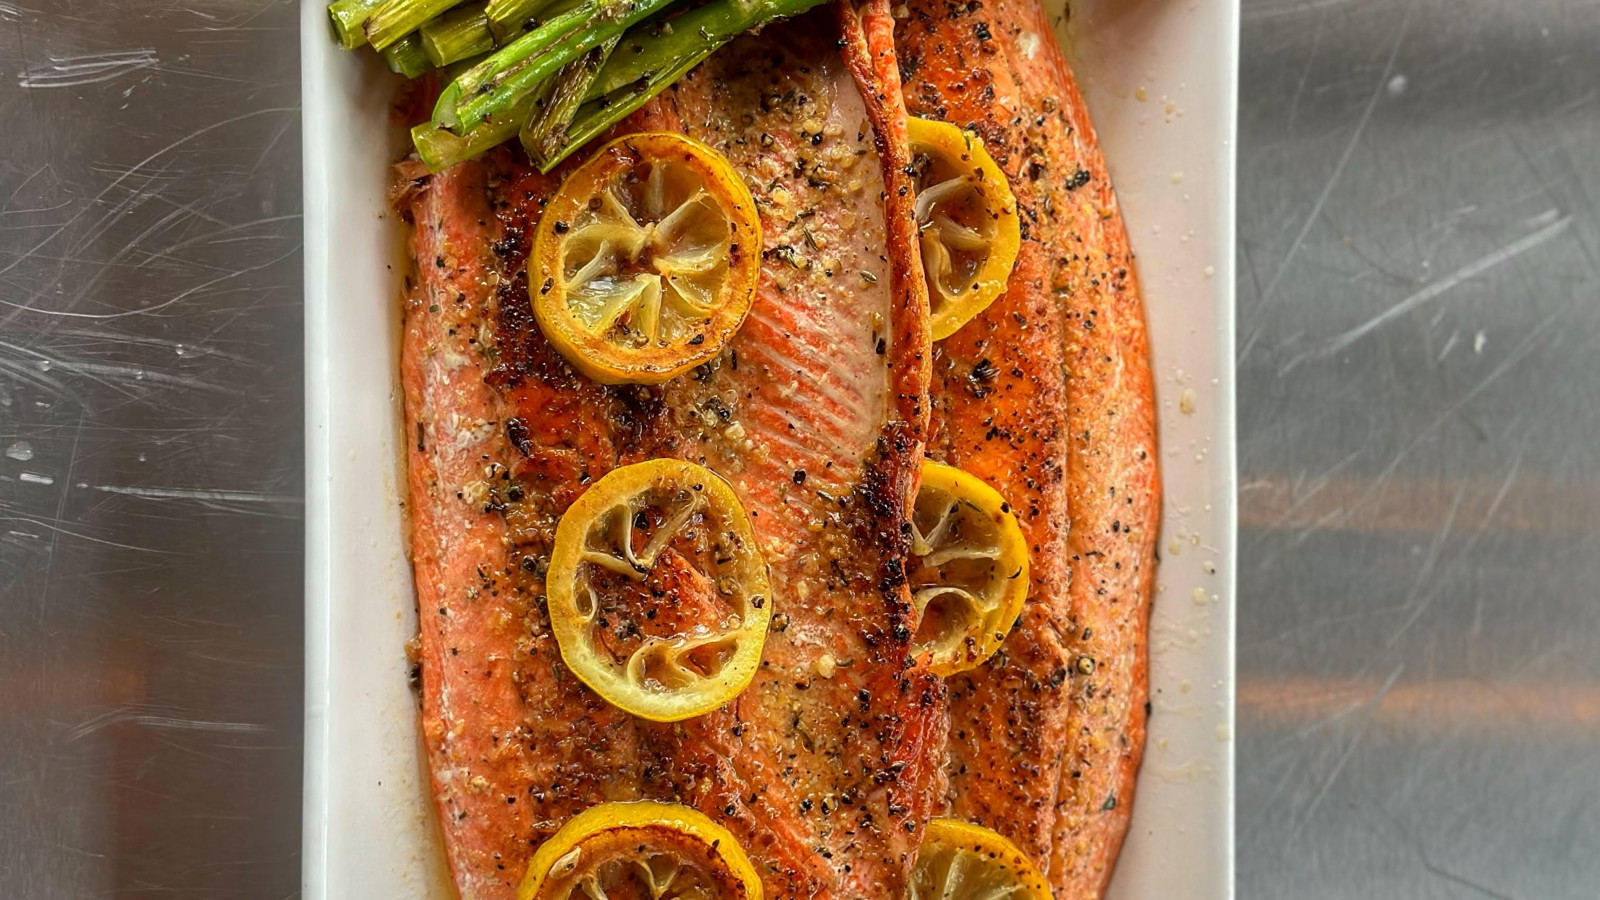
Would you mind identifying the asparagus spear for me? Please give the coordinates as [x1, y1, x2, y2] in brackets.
[484, 0, 558, 41]
[421, 1, 496, 66]
[436, 0, 678, 134]
[413, 93, 538, 172]
[398, 0, 831, 169]
[329, 0, 385, 49]
[365, 0, 467, 51]
[520, 36, 618, 167]
[381, 31, 434, 78]
[537, 0, 825, 168]
[433, 0, 588, 123]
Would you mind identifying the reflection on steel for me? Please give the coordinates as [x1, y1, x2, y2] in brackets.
[0, 1, 302, 896]
[1237, 0, 1600, 896]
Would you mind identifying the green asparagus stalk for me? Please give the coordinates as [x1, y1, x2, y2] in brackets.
[413, 92, 540, 172]
[381, 31, 434, 78]
[401, 0, 833, 169]
[443, 48, 495, 82]
[329, 0, 385, 49]
[421, 2, 496, 65]
[535, 0, 825, 169]
[436, 0, 677, 134]
[584, 0, 824, 99]
[432, 0, 583, 118]
[485, 0, 558, 41]
[365, 0, 468, 51]
[521, 36, 618, 167]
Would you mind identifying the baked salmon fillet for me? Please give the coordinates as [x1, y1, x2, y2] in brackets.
[897, 1, 1161, 897]
[396, 12, 942, 900]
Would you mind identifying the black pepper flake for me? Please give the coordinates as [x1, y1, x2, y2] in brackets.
[1067, 168, 1092, 190]
[553, 220, 569, 234]
[974, 22, 992, 41]
[688, 333, 706, 345]
[793, 469, 807, 485]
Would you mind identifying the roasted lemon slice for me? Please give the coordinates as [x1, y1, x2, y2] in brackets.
[910, 461, 1029, 676]
[531, 132, 762, 385]
[547, 459, 771, 721]
[518, 801, 763, 900]
[912, 818, 1051, 900]
[907, 118, 1021, 341]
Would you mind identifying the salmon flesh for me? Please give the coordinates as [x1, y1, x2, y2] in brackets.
[897, 0, 1161, 896]
[396, 5, 1158, 900]
[397, 13, 942, 900]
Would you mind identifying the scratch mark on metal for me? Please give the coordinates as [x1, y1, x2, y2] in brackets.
[1291, 665, 1404, 836]
[1245, 7, 1412, 357]
[18, 48, 158, 89]
[1334, 320, 1554, 539]
[68, 709, 269, 742]
[86, 483, 298, 504]
[35, 410, 86, 621]
[1243, 0, 1354, 22]
[1382, 482, 1467, 649]
[1302, 213, 1572, 366]
[1420, 850, 1524, 900]
[0, 106, 294, 323]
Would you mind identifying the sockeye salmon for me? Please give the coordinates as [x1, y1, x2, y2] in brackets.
[896, 2, 1161, 898]
[396, 11, 943, 900]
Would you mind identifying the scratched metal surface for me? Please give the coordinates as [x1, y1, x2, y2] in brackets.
[0, 0, 302, 897]
[1, 0, 1597, 898]
[1236, 0, 1600, 898]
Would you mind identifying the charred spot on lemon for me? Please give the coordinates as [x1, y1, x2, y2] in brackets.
[910, 462, 1029, 676]
[907, 118, 1020, 341]
[911, 818, 1051, 900]
[547, 459, 771, 721]
[518, 801, 763, 900]
[531, 132, 762, 385]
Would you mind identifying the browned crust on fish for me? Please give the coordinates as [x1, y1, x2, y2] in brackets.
[896, 1, 1161, 896]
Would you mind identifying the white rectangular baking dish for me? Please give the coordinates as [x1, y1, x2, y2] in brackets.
[301, 0, 1237, 896]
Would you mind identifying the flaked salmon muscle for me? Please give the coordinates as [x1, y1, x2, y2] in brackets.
[397, 12, 941, 900]
[896, 1, 1161, 898]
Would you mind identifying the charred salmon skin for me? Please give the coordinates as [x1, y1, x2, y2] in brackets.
[397, 12, 941, 900]
[896, 1, 1161, 897]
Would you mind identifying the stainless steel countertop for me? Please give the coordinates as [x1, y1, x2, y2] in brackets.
[0, 0, 1594, 897]
[1237, 0, 1600, 897]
